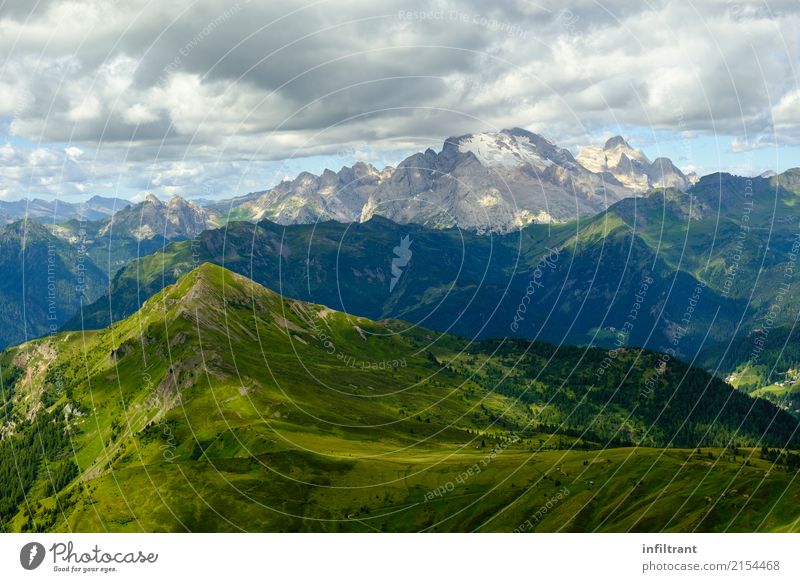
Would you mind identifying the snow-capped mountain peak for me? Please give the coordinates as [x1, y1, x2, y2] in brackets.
[455, 128, 573, 171]
[457, 131, 546, 169]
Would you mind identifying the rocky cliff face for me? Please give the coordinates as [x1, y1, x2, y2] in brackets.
[356, 128, 633, 231]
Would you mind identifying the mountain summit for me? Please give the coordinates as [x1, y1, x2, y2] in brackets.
[577, 136, 689, 191]
[210, 161, 391, 225]
[100, 193, 217, 240]
[603, 135, 630, 150]
[357, 127, 634, 231]
[0, 196, 129, 224]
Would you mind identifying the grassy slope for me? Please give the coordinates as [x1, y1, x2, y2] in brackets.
[3, 264, 800, 532]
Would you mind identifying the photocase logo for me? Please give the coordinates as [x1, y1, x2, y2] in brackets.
[20, 542, 46, 570]
[389, 235, 413, 292]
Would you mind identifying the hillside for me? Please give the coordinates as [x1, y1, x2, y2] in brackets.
[2, 264, 800, 532]
[699, 325, 800, 417]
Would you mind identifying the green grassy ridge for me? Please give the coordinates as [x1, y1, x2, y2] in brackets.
[2, 263, 800, 532]
[3, 264, 535, 530]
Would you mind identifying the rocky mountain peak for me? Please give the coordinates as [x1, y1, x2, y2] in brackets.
[143, 193, 164, 206]
[99, 191, 215, 241]
[577, 135, 686, 193]
[604, 135, 630, 150]
[167, 194, 194, 209]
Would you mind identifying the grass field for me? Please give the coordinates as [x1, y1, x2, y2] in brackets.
[21, 439, 800, 533]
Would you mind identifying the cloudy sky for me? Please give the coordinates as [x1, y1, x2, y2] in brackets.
[0, 0, 798, 201]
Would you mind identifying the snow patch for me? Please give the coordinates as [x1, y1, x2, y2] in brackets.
[458, 132, 554, 169]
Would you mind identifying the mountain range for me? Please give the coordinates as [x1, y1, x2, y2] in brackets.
[71, 170, 800, 370]
[0, 127, 696, 350]
[0, 129, 692, 236]
[577, 135, 696, 191]
[0, 195, 130, 224]
[210, 128, 691, 232]
[96, 193, 218, 241]
[2, 126, 800, 533]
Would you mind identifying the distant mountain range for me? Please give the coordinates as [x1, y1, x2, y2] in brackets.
[0, 195, 130, 224]
[95, 193, 218, 241]
[0, 129, 742, 236]
[1, 192, 217, 239]
[0, 130, 797, 370]
[3, 134, 800, 533]
[210, 128, 692, 232]
[576, 135, 696, 191]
